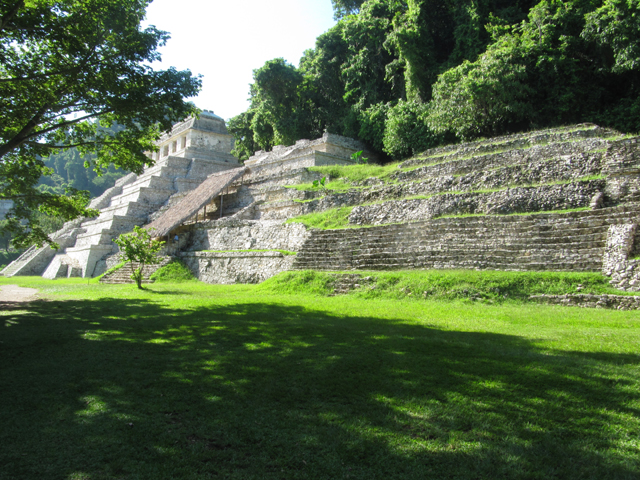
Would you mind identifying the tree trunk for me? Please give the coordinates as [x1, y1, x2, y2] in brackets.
[136, 263, 145, 289]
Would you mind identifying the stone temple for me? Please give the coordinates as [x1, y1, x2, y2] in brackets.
[3, 113, 640, 297]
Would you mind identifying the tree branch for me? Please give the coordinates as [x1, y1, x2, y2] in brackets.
[0, 102, 49, 160]
[24, 140, 118, 149]
[29, 111, 111, 138]
[0, 67, 82, 83]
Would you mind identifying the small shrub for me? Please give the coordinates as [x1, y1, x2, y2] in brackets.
[312, 176, 328, 190]
[150, 260, 195, 283]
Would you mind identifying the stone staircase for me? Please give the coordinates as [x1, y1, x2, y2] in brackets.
[0, 218, 85, 277]
[0, 245, 38, 277]
[293, 204, 640, 273]
[99, 256, 173, 284]
[3, 155, 237, 279]
[2, 111, 241, 279]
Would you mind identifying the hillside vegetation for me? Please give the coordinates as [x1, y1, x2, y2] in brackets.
[230, 0, 640, 160]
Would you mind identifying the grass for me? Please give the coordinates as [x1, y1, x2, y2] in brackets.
[285, 201, 593, 231]
[309, 163, 401, 183]
[286, 206, 355, 230]
[1, 274, 640, 479]
[264, 269, 638, 301]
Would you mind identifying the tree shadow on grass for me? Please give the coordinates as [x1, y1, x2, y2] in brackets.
[1, 297, 639, 479]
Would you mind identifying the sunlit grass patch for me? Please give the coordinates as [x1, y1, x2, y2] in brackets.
[286, 205, 355, 229]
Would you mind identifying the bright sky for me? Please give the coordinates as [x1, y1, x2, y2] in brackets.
[144, 0, 337, 121]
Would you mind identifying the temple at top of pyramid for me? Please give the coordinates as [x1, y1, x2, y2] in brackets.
[1, 110, 372, 279]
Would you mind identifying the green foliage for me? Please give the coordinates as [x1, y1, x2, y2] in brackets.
[312, 176, 328, 190]
[383, 100, 439, 157]
[113, 226, 164, 289]
[0, 249, 20, 269]
[37, 122, 128, 197]
[356, 102, 389, 153]
[0, 0, 201, 247]
[429, 0, 640, 140]
[150, 260, 195, 283]
[331, 0, 365, 20]
[0, 219, 11, 252]
[428, 43, 533, 140]
[229, 0, 640, 161]
[582, 0, 640, 74]
[350, 150, 368, 164]
[227, 110, 260, 161]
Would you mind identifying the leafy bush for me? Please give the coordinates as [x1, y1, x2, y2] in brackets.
[383, 100, 439, 158]
[150, 260, 195, 283]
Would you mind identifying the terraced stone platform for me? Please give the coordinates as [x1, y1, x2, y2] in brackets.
[5, 120, 640, 293]
[293, 204, 640, 273]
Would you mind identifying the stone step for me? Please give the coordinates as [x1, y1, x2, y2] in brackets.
[89, 201, 162, 221]
[301, 228, 611, 246]
[298, 230, 609, 245]
[397, 139, 611, 179]
[304, 210, 640, 240]
[108, 186, 176, 208]
[77, 215, 143, 236]
[403, 125, 618, 167]
[0, 246, 38, 276]
[100, 256, 173, 284]
[120, 173, 176, 196]
[294, 258, 603, 271]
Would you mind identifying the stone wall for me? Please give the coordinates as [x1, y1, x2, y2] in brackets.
[350, 181, 605, 226]
[251, 179, 605, 224]
[189, 219, 310, 252]
[602, 224, 640, 291]
[530, 294, 640, 310]
[180, 251, 295, 284]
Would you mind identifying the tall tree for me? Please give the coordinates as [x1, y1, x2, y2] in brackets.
[0, 0, 201, 247]
[331, 0, 366, 19]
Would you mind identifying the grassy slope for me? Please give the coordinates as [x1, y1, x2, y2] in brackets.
[1, 276, 639, 479]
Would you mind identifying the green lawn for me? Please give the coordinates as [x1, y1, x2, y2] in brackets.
[1, 276, 639, 479]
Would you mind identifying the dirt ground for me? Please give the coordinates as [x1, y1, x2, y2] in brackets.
[0, 284, 39, 306]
